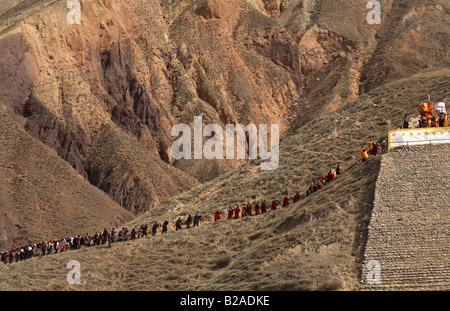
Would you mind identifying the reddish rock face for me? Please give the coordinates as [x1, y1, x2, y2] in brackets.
[199, 0, 240, 21]
[0, 0, 448, 247]
[0, 0, 302, 217]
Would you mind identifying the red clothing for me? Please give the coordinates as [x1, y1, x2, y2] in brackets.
[215, 211, 221, 221]
[271, 200, 277, 210]
[261, 202, 267, 213]
[283, 197, 289, 207]
[235, 207, 240, 219]
[370, 143, 378, 156]
[228, 208, 234, 219]
[293, 192, 300, 203]
[327, 171, 334, 181]
[255, 203, 260, 215]
[247, 204, 252, 216]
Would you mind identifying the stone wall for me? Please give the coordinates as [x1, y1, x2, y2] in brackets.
[362, 144, 450, 290]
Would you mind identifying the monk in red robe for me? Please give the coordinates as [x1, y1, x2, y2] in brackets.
[261, 201, 267, 213]
[247, 203, 252, 216]
[293, 192, 300, 203]
[235, 206, 240, 219]
[214, 211, 221, 222]
[228, 207, 234, 219]
[255, 202, 260, 215]
[271, 198, 278, 210]
[283, 195, 290, 207]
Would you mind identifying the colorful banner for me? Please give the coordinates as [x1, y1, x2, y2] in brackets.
[388, 127, 450, 150]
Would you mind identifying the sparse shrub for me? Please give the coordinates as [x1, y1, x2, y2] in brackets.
[315, 278, 342, 291]
[213, 253, 232, 270]
[167, 273, 180, 280]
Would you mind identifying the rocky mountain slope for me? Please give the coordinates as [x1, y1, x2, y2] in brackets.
[0, 104, 135, 250]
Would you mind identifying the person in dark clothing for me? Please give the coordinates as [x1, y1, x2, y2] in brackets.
[336, 165, 342, 175]
[403, 114, 409, 129]
[118, 229, 123, 242]
[152, 222, 159, 235]
[139, 225, 146, 238]
[107, 231, 112, 248]
[93, 232, 99, 245]
[111, 228, 116, 242]
[241, 204, 247, 217]
[176, 218, 182, 231]
[41, 242, 46, 256]
[143, 224, 148, 237]
[162, 220, 169, 234]
[79, 236, 84, 248]
[123, 228, 129, 241]
[73, 236, 79, 249]
[85, 234, 91, 247]
[186, 215, 192, 228]
[103, 229, 109, 244]
[193, 214, 201, 227]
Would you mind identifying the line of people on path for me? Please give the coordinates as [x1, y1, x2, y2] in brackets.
[0, 221, 187, 265]
[0, 226, 147, 265]
[1, 164, 343, 265]
[215, 164, 342, 221]
[1, 230, 114, 265]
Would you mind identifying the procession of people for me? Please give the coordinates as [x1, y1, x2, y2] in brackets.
[1, 164, 343, 265]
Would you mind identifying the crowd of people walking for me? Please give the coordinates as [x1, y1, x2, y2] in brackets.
[1, 164, 343, 265]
